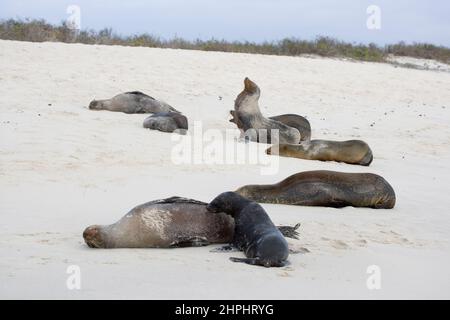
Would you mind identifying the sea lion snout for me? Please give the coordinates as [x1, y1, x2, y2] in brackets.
[208, 191, 246, 214]
[83, 225, 104, 248]
[243, 77, 259, 94]
[266, 144, 283, 155]
[88, 100, 100, 110]
[256, 233, 289, 266]
[206, 202, 221, 213]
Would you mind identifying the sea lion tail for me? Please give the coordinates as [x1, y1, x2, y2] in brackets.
[276, 223, 301, 240]
[360, 148, 373, 166]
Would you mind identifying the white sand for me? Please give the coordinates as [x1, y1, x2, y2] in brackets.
[1, 40, 450, 299]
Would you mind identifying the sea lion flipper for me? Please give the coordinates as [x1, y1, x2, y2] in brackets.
[229, 257, 259, 265]
[230, 257, 286, 268]
[289, 247, 310, 254]
[169, 236, 209, 248]
[210, 245, 239, 253]
[276, 223, 301, 240]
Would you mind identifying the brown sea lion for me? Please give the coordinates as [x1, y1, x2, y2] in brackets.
[235, 171, 396, 209]
[207, 192, 289, 267]
[143, 112, 188, 134]
[88, 91, 179, 114]
[230, 111, 311, 141]
[232, 78, 302, 144]
[83, 197, 299, 249]
[267, 140, 373, 166]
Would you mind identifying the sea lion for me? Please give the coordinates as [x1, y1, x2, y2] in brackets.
[207, 192, 289, 267]
[88, 91, 179, 114]
[230, 111, 311, 141]
[232, 78, 301, 144]
[269, 114, 311, 141]
[235, 170, 396, 209]
[143, 112, 188, 134]
[83, 197, 299, 249]
[267, 140, 373, 166]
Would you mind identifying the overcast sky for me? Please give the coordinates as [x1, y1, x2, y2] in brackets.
[1, 0, 449, 46]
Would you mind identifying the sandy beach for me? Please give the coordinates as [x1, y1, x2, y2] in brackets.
[0, 39, 449, 299]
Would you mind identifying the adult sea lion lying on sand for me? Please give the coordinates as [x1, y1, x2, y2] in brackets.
[235, 170, 396, 209]
[83, 197, 299, 249]
[89, 91, 179, 114]
[207, 192, 289, 267]
[267, 140, 373, 166]
[143, 112, 188, 134]
[231, 78, 303, 144]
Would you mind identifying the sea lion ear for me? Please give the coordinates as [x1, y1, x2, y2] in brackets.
[244, 77, 258, 94]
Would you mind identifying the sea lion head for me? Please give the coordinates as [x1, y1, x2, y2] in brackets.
[266, 144, 290, 155]
[234, 77, 261, 112]
[248, 232, 289, 267]
[206, 191, 250, 214]
[88, 99, 104, 110]
[83, 225, 109, 248]
[243, 77, 259, 94]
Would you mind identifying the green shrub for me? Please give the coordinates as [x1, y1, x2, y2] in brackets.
[0, 18, 448, 64]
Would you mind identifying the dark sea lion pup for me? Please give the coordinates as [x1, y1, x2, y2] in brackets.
[232, 78, 301, 144]
[235, 170, 396, 209]
[207, 192, 289, 267]
[267, 139, 373, 166]
[83, 197, 299, 249]
[89, 91, 180, 114]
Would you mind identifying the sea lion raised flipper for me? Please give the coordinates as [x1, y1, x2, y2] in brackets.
[169, 236, 210, 248]
[276, 223, 301, 240]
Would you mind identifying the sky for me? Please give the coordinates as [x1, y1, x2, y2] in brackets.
[1, 0, 449, 46]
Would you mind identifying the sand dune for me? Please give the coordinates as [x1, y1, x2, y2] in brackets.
[0, 40, 449, 299]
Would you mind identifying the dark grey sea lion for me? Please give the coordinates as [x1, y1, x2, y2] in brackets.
[230, 111, 311, 141]
[83, 197, 299, 249]
[88, 91, 179, 114]
[267, 140, 373, 166]
[207, 192, 289, 267]
[268, 114, 311, 141]
[232, 78, 301, 144]
[143, 112, 188, 134]
[235, 171, 396, 209]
